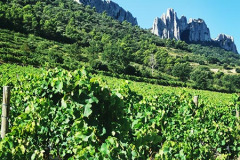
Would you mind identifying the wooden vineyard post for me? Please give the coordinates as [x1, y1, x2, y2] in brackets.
[236, 105, 239, 121]
[1, 86, 10, 139]
[193, 96, 198, 107]
[236, 94, 239, 122]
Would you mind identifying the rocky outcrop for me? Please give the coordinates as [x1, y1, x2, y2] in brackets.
[188, 18, 211, 42]
[152, 8, 238, 53]
[214, 34, 238, 54]
[152, 9, 211, 42]
[179, 16, 188, 32]
[74, 0, 137, 25]
[152, 9, 180, 40]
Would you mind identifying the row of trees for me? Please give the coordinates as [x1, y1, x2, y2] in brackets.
[190, 44, 240, 66]
[172, 63, 240, 92]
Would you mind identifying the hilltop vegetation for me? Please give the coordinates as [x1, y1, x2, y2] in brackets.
[1, 0, 240, 93]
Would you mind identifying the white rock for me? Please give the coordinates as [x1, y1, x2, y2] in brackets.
[74, 0, 138, 25]
[214, 34, 238, 54]
[152, 8, 180, 40]
[179, 16, 188, 33]
[152, 8, 238, 53]
[188, 18, 211, 42]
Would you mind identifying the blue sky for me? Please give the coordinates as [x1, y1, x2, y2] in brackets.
[112, 0, 240, 52]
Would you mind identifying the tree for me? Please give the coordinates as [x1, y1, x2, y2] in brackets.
[207, 57, 219, 64]
[221, 75, 240, 92]
[175, 40, 189, 51]
[190, 67, 213, 89]
[101, 40, 130, 73]
[172, 63, 192, 81]
[236, 68, 240, 73]
[166, 39, 176, 48]
[149, 54, 157, 76]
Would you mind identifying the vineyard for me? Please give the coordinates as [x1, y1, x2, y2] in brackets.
[0, 64, 239, 159]
[96, 74, 234, 106]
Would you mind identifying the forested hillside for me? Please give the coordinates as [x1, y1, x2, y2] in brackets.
[1, 0, 240, 92]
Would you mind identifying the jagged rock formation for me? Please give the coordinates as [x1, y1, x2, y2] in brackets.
[187, 18, 211, 42]
[179, 16, 188, 33]
[214, 34, 238, 54]
[152, 8, 238, 53]
[74, 0, 137, 25]
[152, 8, 180, 40]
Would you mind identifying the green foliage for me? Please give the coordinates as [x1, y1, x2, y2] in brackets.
[198, 60, 205, 65]
[223, 63, 231, 70]
[0, 29, 84, 69]
[175, 40, 190, 51]
[0, 0, 179, 79]
[191, 67, 213, 89]
[0, 65, 239, 159]
[172, 63, 192, 81]
[190, 44, 240, 66]
[0, 67, 129, 159]
[207, 56, 220, 64]
[101, 38, 133, 73]
[236, 68, 240, 73]
[0, 0, 240, 94]
[221, 75, 240, 92]
[96, 73, 234, 106]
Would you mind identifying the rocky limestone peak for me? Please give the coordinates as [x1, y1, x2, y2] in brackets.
[152, 9, 238, 53]
[187, 18, 211, 42]
[179, 16, 188, 32]
[166, 8, 175, 20]
[152, 8, 180, 40]
[152, 17, 161, 36]
[74, 0, 138, 25]
[189, 18, 204, 24]
[214, 34, 238, 54]
[216, 34, 234, 42]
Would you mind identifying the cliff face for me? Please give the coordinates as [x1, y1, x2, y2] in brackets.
[152, 9, 211, 42]
[188, 18, 211, 42]
[152, 9, 180, 40]
[74, 0, 138, 25]
[152, 8, 238, 53]
[179, 16, 188, 33]
[214, 34, 238, 54]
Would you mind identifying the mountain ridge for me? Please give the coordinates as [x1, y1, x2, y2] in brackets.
[74, 0, 138, 25]
[152, 8, 238, 54]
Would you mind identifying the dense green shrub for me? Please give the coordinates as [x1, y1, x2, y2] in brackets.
[191, 67, 213, 89]
[172, 63, 192, 81]
[236, 68, 240, 73]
